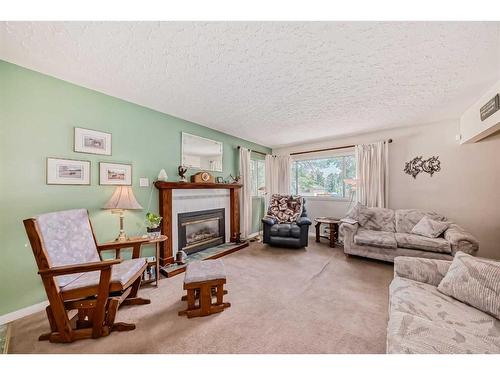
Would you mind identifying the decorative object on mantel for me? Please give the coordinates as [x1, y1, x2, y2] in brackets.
[191, 171, 214, 183]
[404, 156, 441, 178]
[216, 176, 224, 183]
[480, 93, 499, 121]
[229, 174, 241, 184]
[46, 157, 91, 185]
[157, 169, 168, 181]
[74, 127, 112, 156]
[178, 165, 188, 182]
[145, 212, 162, 238]
[103, 185, 143, 241]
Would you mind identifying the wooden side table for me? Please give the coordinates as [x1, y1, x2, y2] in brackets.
[100, 235, 167, 287]
[314, 217, 340, 248]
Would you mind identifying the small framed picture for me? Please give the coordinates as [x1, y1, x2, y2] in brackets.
[74, 127, 112, 156]
[47, 157, 91, 185]
[216, 176, 224, 183]
[99, 162, 132, 185]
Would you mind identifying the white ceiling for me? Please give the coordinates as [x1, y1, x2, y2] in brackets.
[1, 21, 499, 148]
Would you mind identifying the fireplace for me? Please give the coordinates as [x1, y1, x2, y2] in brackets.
[178, 208, 225, 255]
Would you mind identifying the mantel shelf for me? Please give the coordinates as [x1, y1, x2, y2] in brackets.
[154, 181, 242, 190]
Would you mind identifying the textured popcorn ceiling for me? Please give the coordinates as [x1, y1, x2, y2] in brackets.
[1, 22, 499, 147]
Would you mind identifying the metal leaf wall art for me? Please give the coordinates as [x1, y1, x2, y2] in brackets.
[404, 156, 441, 179]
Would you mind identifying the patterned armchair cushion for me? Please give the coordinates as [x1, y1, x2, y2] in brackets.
[395, 209, 447, 234]
[438, 252, 500, 320]
[388, 276, 500, 353]
[266, 194, 304, 224]
[362, 207, 396, 232]
[354, 228, 397, 249]
[395, 233, 451, 254]
[61, 258, 147, 293]
[36, 209, 100, 287]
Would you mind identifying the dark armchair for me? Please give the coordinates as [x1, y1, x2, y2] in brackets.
[262, 199, 312, 248]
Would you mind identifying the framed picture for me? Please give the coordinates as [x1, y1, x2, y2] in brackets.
[216, 176, 224, 183]
[74, 127, 112, 155]
[99, 162, 132, 185]
[46, 157, 91, 185]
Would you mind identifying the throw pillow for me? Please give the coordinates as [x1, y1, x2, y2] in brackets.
[411, 216, 449, 238]
[266, 194, 304, 224]
[438, 251, 500, 320]
[344, 202, 373, 226]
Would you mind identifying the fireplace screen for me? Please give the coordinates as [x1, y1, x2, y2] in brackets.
[178, 209, 225, 255]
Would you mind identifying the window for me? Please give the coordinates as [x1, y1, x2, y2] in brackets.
[291, 154, 355, 199]
[250, 158, 265, 196]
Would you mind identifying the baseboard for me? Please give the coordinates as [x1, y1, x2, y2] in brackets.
[0, 300, 48, 325]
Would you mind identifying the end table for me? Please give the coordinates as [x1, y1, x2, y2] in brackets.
[314, 217, 340, 248]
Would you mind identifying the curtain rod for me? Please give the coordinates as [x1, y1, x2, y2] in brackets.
[237, 146, 268, 156]
[290, 139, 393, 156]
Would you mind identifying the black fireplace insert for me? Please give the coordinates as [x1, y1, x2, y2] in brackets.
[177, 208, 225, 255]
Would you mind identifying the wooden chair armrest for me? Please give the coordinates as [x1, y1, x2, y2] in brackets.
[97, 238, 149, 251]
[38, 259, 121, 277]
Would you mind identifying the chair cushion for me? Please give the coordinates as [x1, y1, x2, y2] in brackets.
[354, 228, 397, 249]
[388, 277, 500, 353]
[270, 223, 301, 238]
[184, 260, 226, 284]
[61, 258, 147, 293]
[361, 207, 396, 232]
[395, 232, 451, 254]
[395, 209, 447, 234]
[36, 209, 100, 287]
[438, 252, 500, 320]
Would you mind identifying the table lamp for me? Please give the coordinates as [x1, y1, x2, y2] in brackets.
[103, 186, 143, 241]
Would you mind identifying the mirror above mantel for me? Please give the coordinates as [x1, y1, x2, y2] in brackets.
[181, 132, 223, 172]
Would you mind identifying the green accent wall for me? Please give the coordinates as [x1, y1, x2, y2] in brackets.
[0, 60, 270, 316]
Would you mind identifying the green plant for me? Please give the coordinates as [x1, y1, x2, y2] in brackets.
[145, 212, 162, 229]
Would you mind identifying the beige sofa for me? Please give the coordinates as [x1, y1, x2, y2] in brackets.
[387, 256, 500, 353]
[340, 208, 478, 262]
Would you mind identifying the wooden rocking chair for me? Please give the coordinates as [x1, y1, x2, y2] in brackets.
[23, 208, 151, 343]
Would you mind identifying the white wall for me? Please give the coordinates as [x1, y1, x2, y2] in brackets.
[274, 120, 500, 260]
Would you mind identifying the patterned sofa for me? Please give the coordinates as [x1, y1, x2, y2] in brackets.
[340, 208, 478, 262]
[387, 256, 500, 353]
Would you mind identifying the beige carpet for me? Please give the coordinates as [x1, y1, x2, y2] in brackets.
[9, 240, 393, 353]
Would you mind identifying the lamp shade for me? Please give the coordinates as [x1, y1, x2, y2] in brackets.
[103, 186, 143, 210]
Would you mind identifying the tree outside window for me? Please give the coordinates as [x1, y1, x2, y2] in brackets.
[250, 158, 265, 196]
[291, 155, 355, 198]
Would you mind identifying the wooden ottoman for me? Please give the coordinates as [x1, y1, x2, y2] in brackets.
[178, 260, 230, 318]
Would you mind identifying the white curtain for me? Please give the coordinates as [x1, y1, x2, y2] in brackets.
[239, 147, 252, 239]
[355, 141, 389, 208]
[264, 154, 291, 205]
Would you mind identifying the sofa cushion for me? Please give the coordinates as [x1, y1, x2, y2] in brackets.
[395, 209, 447, 234]
[388, 277, 500, 353]
[411, 216, 450, 238]
[362, 207, 396, 232]
[270, 223, 301, 238]
[438, 252, 500, 320]
[344, 202, 373, 226]
[395, 232, 451, 254]
[354, 228, 397, 249]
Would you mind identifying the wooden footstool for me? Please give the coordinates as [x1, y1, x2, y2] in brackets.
[178, 260, 230, 318]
